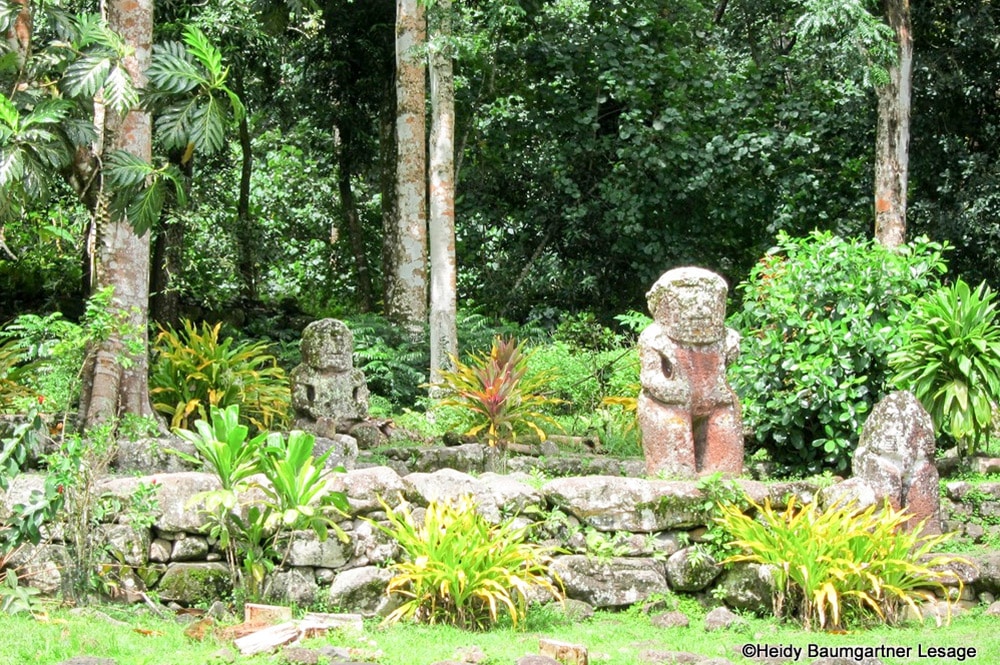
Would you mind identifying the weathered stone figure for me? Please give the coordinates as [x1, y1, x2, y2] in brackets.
[637, 267, 744, 477]
[850, 391, 941, 534]
[290, 319, 369, 431]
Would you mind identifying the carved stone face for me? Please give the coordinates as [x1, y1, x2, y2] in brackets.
[647, 267, 728, 344]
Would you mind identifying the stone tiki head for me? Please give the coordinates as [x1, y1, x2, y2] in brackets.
[646, 267, 729, 345]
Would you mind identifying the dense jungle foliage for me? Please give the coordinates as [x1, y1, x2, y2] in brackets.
[3, 0, 1000, 475]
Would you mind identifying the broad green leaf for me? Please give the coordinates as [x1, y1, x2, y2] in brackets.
[148, 42, 204, 93]
[104, 150, 154, 188]
[103, 65, 139, 113]
[62, 54, 111, 99]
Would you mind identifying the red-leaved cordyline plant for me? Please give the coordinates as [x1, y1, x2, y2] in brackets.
[431, 336, 562, 469]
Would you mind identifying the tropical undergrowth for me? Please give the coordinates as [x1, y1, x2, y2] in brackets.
[718, 496, 967, 630]
[373, 495, 562, 631]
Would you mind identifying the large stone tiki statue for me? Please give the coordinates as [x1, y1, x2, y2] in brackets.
[637, 267, 744, 477]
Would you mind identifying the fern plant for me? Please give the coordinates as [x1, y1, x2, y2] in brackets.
[347, 313, 428, 408]
[150, 319, 290, 432]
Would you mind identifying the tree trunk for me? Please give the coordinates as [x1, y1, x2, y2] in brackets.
[336, 131, 375, 312]
[4, 0, 31, 72]
[387, 0, 427, 341]
[874, 0, 912, 248]
[380, 76, 397, 310]
[78, 0, 155, 428]
[428, 0, 457, 384]
[233, 69, 258, 301]
[149, 215, 184, 326]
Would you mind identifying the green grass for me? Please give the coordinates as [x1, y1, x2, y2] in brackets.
[3, 601, 999, 665]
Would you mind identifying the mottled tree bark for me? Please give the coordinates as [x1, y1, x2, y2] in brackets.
[78, 0, 155, 428]
[428, 0, 457, 384]
[874, 0, 912, 248]
[4, 0, 31, 72]
[387, 0, 427, 341]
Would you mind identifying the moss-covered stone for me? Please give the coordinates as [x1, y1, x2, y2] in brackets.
[156, 562, 231, 605]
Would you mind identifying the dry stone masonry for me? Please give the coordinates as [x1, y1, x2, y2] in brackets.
[637, 267, 744, 478]
[6, 463, 990, 615]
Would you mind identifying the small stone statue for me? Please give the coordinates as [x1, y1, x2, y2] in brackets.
[828, 391, 941, 534]
[290, 319, 369, 433]
[637, 267, 744, 477]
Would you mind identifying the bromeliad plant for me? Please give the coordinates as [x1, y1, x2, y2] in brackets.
[717, 497, 966, 630]
[151, 319, 290, 432]
[431, 337, 562, 465]
[173, 405, 348, 599]
[889, 279, 1000, 457]
[375, 495, 562, 631]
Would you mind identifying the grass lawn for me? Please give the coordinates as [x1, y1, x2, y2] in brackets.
[2, 601, 996, 665]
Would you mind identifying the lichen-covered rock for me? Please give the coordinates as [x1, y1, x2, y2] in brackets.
[267, 567, 319, 606]
[286, 529, 353, 569]
[157, 562, 231, 604]
[338, 466, 409, 514]
[328, 565, 397, 616]
[112, 435, 197, 474]
[403, 468, 542, 524]
[290, 319, 369, 426]
[651, 610, 690, 628]
[549, 555, 668, 607]
[313, 435, 359, 471]
[99, 523, 151, 567]
[839, 391, 941, 534]
[149, 538, 172, 563]
[408, 444, 486, 474]
[9, 544, 71, 595]
[817, 477, 878, 514]
[299, 319, 355, 373]
[665, 546, 720, 592]
[170, 535, 210, 562]
[714, 563, 774, 614]
[703, 606, 741, 632]
[1, 473, 47, 521]
[542, 477, 711, 532]
[100, 472, 220, 534]
[348, 519, 401, 568]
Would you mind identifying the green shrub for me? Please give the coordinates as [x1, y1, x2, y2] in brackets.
[728, 231, 947, 475]
[375, 495, 562, 630]
[527, 341, 638, 414]
[0, 287, 131, 413]
[150, 319, 290, 432]
[718, 497, 965, 630]
[172, 405, 348, 599]
[890, 279, 1000, 457]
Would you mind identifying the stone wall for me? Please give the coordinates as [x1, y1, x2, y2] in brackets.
[3, 466, 997, 614]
